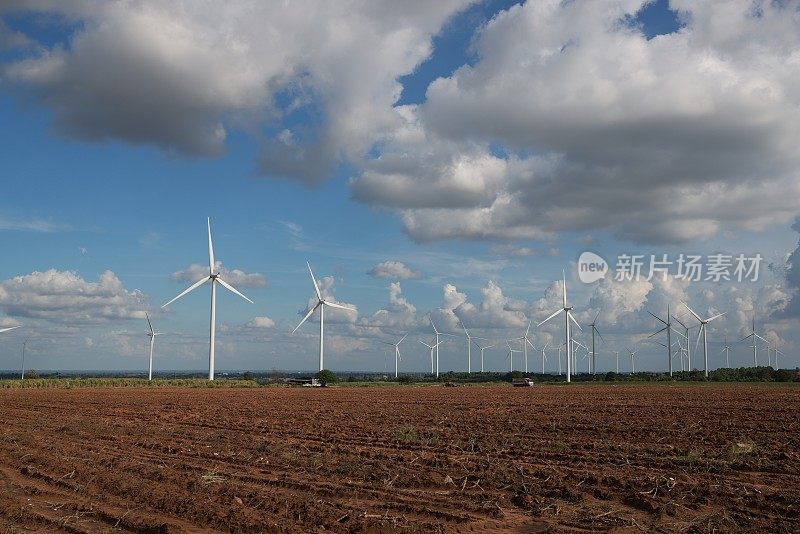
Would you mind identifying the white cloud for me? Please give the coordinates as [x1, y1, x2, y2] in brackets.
[2, 1, 471, 183]
[0, 269, 146, 324]
[171, 261, 266, 288]
[245, 316, 275, 329]
[351, 0, 800, 244]
[367, 260, 421, 280]
[360, 282, 418, 329]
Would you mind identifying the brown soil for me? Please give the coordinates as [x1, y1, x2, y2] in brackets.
[0, 384, 798, 532]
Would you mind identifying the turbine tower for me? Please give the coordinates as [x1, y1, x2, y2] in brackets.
[505, 341, 521, 372]
[419, 339, 442, 374]
[478, 343, 495, 373]
[293, 262, 355, 372]
[428, 318, 455, 378]
[381, 334, 407, 378]
[20, 338, 29, 380]
[460, 320, 488, 374]
[739, 314, 766, 367]
[627, 347, 638, 374]
[587, 313, 604, 375]
[613, 350, 620, 373]
[162, 218, 253, 380]
[145, 312, 164, 381]
[648, 304, 673, 376]
[681, 301, 725, 378]
[538, 271, 581, 383]
[513, 321, 535, 373]
[539, 342, 550, 374]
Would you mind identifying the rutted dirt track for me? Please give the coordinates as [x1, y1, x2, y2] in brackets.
[0, 385, 798, 533]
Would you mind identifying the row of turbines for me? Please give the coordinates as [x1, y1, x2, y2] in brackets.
[0, 219, 787, 381]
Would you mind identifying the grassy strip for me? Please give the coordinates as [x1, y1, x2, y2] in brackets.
[0, 378, 261, 389]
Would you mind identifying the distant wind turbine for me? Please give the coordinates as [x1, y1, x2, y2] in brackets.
[720, 335, 732, 368]
[429, 318, 455, 378]
[145, 312, 164, 381]
[672, 314, 692, 370]
[513, 321, 535, 373]
[739, 314, 767, 367]
[539, 342, 550, 374]
[613, 350, 620, 373]
[21, 338, 29, 380]
[162, 218, 253, 380]
[420, 339, 442, 373]
[478, 342, 495, 373]
[627, 347, 638, 374]
[505, 341, 522, 372]
[681, 301, 725, 378]
[381, 334, 407, 378]
[292, 262, 355, 372]
[587, 313, 604, 375]
[539, 271, 582, 382]
[461, 320, 488, 374]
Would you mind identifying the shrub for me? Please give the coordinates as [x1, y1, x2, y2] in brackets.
[314, 369, 339, 386]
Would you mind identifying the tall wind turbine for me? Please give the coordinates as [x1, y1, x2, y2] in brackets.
[513, 321, 535, 373]
[293, 262, 355, 372]
[538, 271, 582, 382]
[162, 218, 253, 380]
[145, 312, 164, 381]
[419, 339, 442, 374]
[774, 348, 784, 369]
[648, 305, 673, 376]
[381, 334, 407, 378]
[461, 321, 488, 374]
[478, 343, 495, 373]
[720, 335, 732, 368]
[587, 313, 604, 375]
[429, 318, 455, 378]
[681, 302, 725, 378]
[739, 314, 766, 367]
[613, 350, 620, 373]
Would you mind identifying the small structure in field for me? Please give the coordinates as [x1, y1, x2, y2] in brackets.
[512, 378, 534, 387]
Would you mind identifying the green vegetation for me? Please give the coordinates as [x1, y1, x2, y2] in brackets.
[314, 369, 339, 386]
[0, 378, 261, 389]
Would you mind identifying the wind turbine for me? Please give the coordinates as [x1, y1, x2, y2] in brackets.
[587, 313, 604, 375]
[505, 341, 522, 372]
[145, 312, 164, 381]
[419, 339, 442, 374]
[20, 338, 29, 380]
[381, 334, 407, 378]
[774, 348, 784, 369]
[672, 314, 692, 370]
[613, 350, 620, 373]
[429, 318, 455, 378]
[162, 218, 253, 380]
[513, 321, 535, 373]
[538, 271, 582, 382]
[681, 302, 725, 378]
[739, 314, 766, 367]
[648, 305, 673, 376]
[539, 342, 550, 374]
[627, 347, 638, 374]
[461, 321, 488, 374]
[293, 262, 355, 372]
[720, 335, 732, 368]
[573, 339, 589, 374]
[478, 342, 495, 373]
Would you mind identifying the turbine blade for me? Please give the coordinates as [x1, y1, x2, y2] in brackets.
[648, 310, 668, 326]
[562, 270, 567, 308]
[0, 325, 21, 334]
[216, 277, 254, 304]
[207, 217, 215, 274]
[648, 326, 668, 338]
[145, 312, 153, 333]
[694, 325, 703, 353]
[739, 333, 753, 342]
[706, 311, 726, 322]
[162, 276, 210, 308]
[292, 302, 320, 334]
[681, 302, 703, 323]
[525, 320, 531, 337]
[324, 301, 355, 311]
[538, 308, 562, 327]
[306, 262, 322, 300]
[568, 311, 582, 331]
[596, 328, 605, 343]
[429, 316, 439, 334]
[397, 333, 408, 345]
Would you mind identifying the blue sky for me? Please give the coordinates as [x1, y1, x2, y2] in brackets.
[0, 1, 798, 374]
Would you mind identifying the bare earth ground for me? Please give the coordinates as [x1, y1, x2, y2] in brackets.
[0, 384, 798, 533]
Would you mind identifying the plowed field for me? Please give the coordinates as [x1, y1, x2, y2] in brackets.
[0, 384, 798, 532]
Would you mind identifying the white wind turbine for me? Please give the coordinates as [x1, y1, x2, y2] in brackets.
[505, 341, 522, 372]
[513, 321, 535, 373]
[162, 218, 253, 381]
[419, 339, 443, 374]
[773, 348, 784, 369]
[381, 334, 407, 378]
[573, 339, 589, 373]
[681, 301, 725, 378]
[539, 342, 550, 374]
[648, 305, 673, 375]
[20, 338, 29, 380]
[145, 312, 164, 381]
[720, 335, 732, 368]
[739, 314, 766, 367]
[587, 313, 604, 375]
[293, 262, 355, 372]
[478, 342, 495, 373]
[429, 318, 455, 378]
[538, 271, 582, 383]
[627, 347, 638, 374]
[461, 320, 488, 374]
[672, 315, 692, 370]
[613, 350, 620, 373]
